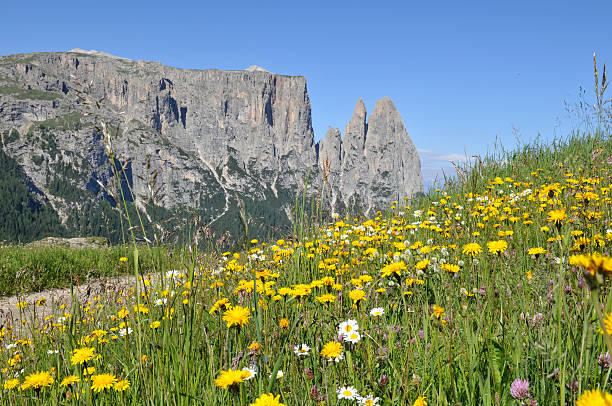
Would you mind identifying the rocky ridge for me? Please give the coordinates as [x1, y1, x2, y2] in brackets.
[0, 50, 422, 243]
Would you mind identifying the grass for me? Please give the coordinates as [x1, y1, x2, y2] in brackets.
[0, 246, 187, 296]
[0, 130, 610, 405]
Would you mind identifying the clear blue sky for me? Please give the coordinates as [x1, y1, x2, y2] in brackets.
[1, 1, 611, 187]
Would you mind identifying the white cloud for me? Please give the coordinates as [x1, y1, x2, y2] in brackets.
[417, 148, 474, 190]
[417, 149, 471, 163]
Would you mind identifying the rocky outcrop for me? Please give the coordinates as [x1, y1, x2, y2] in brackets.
[0, 50, 422, 242]
[320, 97, 422, 213]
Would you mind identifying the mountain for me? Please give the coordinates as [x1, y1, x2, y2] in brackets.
[0, 50, 422, 244]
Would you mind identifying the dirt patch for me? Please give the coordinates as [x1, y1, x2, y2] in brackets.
[26, 237, 108, 249]
[0, 273, 147, 331]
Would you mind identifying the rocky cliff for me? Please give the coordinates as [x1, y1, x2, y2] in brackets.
[0, 50, 422, 243]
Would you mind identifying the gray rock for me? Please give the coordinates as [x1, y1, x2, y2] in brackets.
[0, 51, 422, 239]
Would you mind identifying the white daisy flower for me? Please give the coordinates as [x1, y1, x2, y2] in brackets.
[338, 319, 359, 337]
[269, 370, 284, 378]
[294, 344, 311, 356]
[337, 386, 358, 400]
[359, 394, 381, 406]
[370, 307, 384, 317]
[119, 327, 133, 336]
[344, 331, 361, 344]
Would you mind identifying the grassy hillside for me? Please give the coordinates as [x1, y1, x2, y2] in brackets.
[0, 130, 610, 405]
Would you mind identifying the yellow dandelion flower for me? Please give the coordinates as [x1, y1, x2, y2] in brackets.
[3, 378, 20, 390]
[547, 209, 567, 225]
[528, 247, 546, 257]
[90, 373, 117, 392]
[381, 261, 407, 278]
[250, 393, 286, 406]
[413, 396, 428, 406]
[209, 298, 231, 314]
[320, 341, 343, 359]
[348, 289, 366, 303]
[71, 347, 95, 365]
[415, 259, 430, 270]
[114, 379, 131, 392]
[441, 263, 460, 273]
[315, 293, 336, 303]
[60, 375, 80, 387]
[486, 240, 508, 255]
[431, 305, 445, 319]
[222, 306, 251, 328]
[20, 371, 54, 390]
[576, 389, 612, 406]
[214, 369, 249, 389]
[462, 243, 482, 257]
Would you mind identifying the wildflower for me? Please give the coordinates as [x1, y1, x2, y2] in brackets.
[547, 209, 567, 226]
[270, 370, 283, 379]
[337, 386, 359, 400]
[381, 261, 407, 278]
[600, 313, 612, 335]
[412, 396, 427, 406]
[214, 368, 249, 389]
[114, 379, 131, 391]
[71, 347, 95, 365]
[133, 304, 149, 314]
[209, 298, 230, 314]
[90, 373, 117, 392]
[370, 307, 384, 317]
[510, 378, 530, 399]
[462, 243, 482, 257]
[321, 341, 343, 359]
[571, 253, 612, 276]
[20, 371, 54, 390]
[348, 289, 366, 304]
[441, 263, 460, 273]
[415, 259, 430, 270]
[487, 240, 508, 255]
[242, 366, 257, 380]
[315, 293, 336, 303]
[119, 327, 133, 336]
[344, 331, 361, 344]
[431, 305, 445, 319]
[250, 393, 286, 406]
[3, 378, 20, 390]
[222, 306, 251, 328]
[576, 389, 612, 406]
[248, 342, 260, 353]
[279, 318, 290, 328]
[359, 394, 381, 406]
[599, 352, 612, 369]
[119, 257, 128, 262]
[60, 375, 80, 386]
[338, 320, 359, 336]
[294, 344, 311, 356]
[150, 321, 161, 329]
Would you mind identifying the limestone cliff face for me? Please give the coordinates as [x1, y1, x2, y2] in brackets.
[0, 50, 422, 240]
[319, 97, 422, 214]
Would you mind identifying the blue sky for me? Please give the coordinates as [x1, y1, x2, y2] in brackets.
[1, 1, 611, 187]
